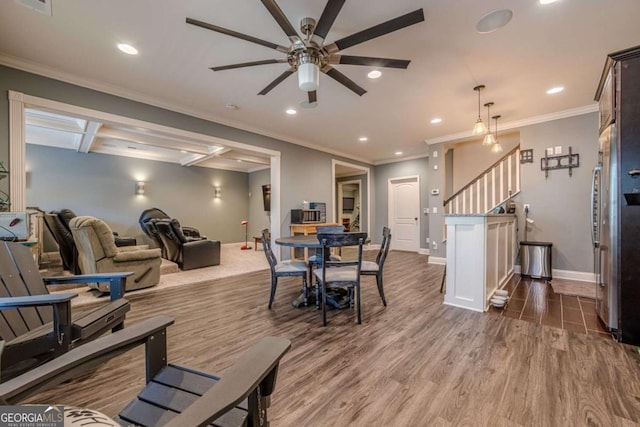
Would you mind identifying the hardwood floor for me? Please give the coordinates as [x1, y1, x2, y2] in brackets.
[26, 251, 640, 426]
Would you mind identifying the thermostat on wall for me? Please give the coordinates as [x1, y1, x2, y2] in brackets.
[431, 189, 440, 195]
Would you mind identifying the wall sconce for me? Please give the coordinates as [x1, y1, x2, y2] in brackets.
[214, 186, 222, 198]
[135, 181, 146, 195]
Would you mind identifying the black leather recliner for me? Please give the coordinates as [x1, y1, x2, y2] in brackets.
[43, 209, 81, 274]
[138, 208, 202, 258]
[154, 219, 220, 270]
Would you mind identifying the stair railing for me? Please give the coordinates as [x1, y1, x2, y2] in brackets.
[443, 146, 520, 214]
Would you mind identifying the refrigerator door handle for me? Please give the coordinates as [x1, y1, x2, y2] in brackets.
[591, 165, 601, 248]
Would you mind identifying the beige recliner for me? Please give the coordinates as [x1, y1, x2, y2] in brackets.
[69, 216, 162, 292]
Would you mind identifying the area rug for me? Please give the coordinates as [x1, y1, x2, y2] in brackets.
[53, 242, 269, 307]
[550, 279, 596, 299]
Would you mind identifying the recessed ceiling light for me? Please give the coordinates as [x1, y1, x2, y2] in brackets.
[368, 70, 382, 79]
[359, 137, 368, 142]
[476, 9, 513, 34]
[395, 151, 403, 156]
[225, 103, 238, 110]
[546, 86, 564, 94]
[237, 159, 243, 163]
[117, 43, 138, 55]
[539, 0, 557, 4]
[180, 150, 187, 153]
[285, 109, 297, 115]
[430, 118, 443, 124]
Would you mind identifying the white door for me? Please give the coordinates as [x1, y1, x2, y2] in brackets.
[388, 177, 420, 251]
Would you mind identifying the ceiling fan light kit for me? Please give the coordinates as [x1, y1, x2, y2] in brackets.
[186, 1, 425, 104]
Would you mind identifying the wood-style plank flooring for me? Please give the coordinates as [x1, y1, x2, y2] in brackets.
[489, 276, 612, 338]
[26, 251, 640, 426]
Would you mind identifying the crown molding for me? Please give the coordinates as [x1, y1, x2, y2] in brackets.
[424, 104, 599, 146]
[373, 152, 430, 166]
[0, 53, 376, 165]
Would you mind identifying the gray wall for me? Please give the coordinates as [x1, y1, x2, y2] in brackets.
[373, 157, 429, 248]
[26, 144, 249, 243]
[434, 112, 599, 272]
[0, 65, 371, 250]
[248, 168, 270, 239]
[427, 146, 445, 259]
[514, 112, 598, 272]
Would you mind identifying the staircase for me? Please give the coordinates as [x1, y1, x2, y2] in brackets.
[444, 146, 520, 214]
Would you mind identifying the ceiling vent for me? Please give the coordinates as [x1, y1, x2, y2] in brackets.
[15, 0, 52, 16]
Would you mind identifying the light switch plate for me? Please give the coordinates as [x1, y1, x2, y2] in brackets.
[554, 146, 562, 154]
[432, 207, 438, 214]
[433, 151, 438, 158]
[546, 147, 554, 156]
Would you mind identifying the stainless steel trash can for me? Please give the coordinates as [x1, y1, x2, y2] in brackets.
[520, 241, 552, 280]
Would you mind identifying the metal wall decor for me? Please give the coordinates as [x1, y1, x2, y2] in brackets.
[540, 146, 579, 178]
[520, 149, 533, 164]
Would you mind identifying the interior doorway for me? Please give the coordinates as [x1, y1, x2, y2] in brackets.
[331, 160, 370, 237]
[337, 179, 361, 232]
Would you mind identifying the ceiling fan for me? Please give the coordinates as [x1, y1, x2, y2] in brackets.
[186, 0, 424, 106]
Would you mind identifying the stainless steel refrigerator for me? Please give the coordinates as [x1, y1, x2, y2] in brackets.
[591, 125, 618, 332]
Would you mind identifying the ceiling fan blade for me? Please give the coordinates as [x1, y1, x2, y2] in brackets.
[322, 65, 366, 96]
[260, 0, 302, 45]
[211, 59, 287, 72]
[312, 0, 346, 45]
[324, 9, 424, 54]
[308, 90, 318, 104]
[330, 55, 411, 69]
[258, 68, 295, 95]
[186, 17, 289, 53]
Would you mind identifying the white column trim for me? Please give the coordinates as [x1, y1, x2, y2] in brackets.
[8, 90, 26, 211]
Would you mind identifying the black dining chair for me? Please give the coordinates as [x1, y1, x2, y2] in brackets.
[361, 226, 391, 306]
[314, 232, 367, 326]
[261, 229, 308, 308]
[307, 225, 344, 285]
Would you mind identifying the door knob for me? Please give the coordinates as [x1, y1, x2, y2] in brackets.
[414, 217, 418, 221]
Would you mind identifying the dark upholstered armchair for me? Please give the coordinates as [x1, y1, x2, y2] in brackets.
[154, 219, 220, 270]
[139, 208, 202, 258]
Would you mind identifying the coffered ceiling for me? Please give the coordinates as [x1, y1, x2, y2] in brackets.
[2, 0, 640, 164]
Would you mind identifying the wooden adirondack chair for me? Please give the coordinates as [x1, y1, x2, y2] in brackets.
[0, 315, 291, 427]
[0, 241, 130, 381]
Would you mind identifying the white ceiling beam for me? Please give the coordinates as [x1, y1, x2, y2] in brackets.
[77, 120, 102, 153]
[98, 127, 217, 154]
[181, 147, 229, 167]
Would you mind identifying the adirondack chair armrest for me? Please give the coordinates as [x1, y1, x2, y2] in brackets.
[43, 273, 132, 301]
[0, 315, 175, 404]
[0, 293, 77, 309]
[165, 336, 291, 427]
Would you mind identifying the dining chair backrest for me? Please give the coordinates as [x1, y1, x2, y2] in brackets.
[315, 225, 345, 234]
[317, 232, 367, 266]
[261, 228, 277, 269]
[377, 226, 392, 267]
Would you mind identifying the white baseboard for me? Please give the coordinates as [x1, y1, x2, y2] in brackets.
[418, 248, 430, 255]
[514, 265, 595, 282]
[428, 256, 446, 265]
[551, 269, 596, 282]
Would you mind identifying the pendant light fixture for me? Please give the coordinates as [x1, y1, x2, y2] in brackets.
[482, 102, 496, 146]
[490, 115, 504, 153]
[472, 85, 488, 135]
